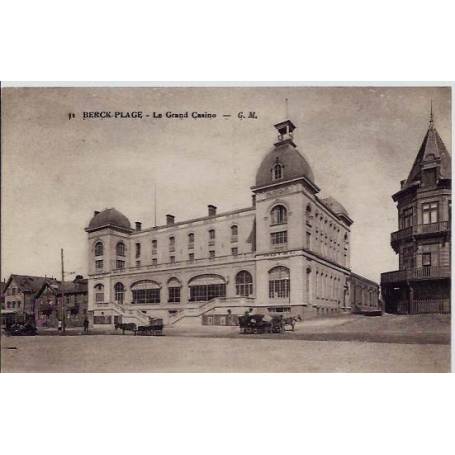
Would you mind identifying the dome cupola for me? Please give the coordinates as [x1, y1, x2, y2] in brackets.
[86, 208, 132, 232]
[253, 119, 318, 192]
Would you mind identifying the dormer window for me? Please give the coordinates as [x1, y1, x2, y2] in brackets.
[272, 161, 284, 181]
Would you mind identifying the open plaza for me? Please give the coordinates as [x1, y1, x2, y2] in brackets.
[1, 314, 450, 373]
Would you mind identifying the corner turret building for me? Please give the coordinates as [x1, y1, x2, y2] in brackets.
[381, 111, 451, 314]
[85, 119, 375, 328]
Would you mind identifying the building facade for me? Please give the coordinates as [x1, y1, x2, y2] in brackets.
[0, 275, 57, 326]
[86, 119, 374, 328]
[381, 113, 451, 314]
[34, 276, 88, 327]
[349, 273, 381, 314]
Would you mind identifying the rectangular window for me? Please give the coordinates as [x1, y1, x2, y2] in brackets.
[169, 237, 175, 252]
[271, 231, 288, 245]
[422, 202, 439, 224]
[269, 279, 290, 299]
[422, 252, 432, 267]
[12, 288, 17, 296]
[132, 289, 160, 304]
[306, 232, 311, 249]
[189, 253, 194, 262]
[136, 260, 141, 267]
[209, 250, 215, 259]
[135, 243, 141, 258]
[95, 260, 103, 270]
[402, 246, 415, 270]
[401, 207, 413, 229]
[152, 240, 157, 255]
[93, 315, 112, 324]
[95, 293, 104, 303]
[168, 287, 181, 303]
[170, 256, 175, 264]
[116, 260, 125, 269]
[231, 247, 238, 256]
[152, 258, 158, 266]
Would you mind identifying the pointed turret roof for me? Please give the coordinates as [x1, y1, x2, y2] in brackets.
[403, 116, 451, 189]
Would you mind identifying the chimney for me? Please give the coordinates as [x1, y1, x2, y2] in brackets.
[208, 205, 217, 217]
[135, 222, 142, 231]
[252, 195, 256, 207]
[166, 214, 175, 225]
[94, 210, 100, 216]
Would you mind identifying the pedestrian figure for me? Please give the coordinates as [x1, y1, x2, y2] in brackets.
[57, 320, 62, 331]
[83, 318, 89, 334]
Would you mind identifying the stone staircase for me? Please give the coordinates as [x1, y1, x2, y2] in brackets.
[168, 297, 255, 326]
[111, 301, 150, 325]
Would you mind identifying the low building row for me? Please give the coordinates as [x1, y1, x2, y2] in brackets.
[0, 274, 88, 327]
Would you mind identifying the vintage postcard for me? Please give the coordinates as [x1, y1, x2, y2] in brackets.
[1, 85, 451, 372]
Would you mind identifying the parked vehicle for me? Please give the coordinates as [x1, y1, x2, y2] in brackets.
[136, 318, 164, 336]
[4, 322, 38, 336]
[239, 314, 297, 334]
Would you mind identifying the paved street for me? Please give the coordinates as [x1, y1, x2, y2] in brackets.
[1, 314, 450, 372]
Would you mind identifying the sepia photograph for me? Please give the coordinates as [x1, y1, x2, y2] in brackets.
[1, 85, 451, 372]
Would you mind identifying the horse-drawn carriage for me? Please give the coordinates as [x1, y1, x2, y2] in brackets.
[115, 318, 164, 336]
[136, 318, 164, 336]
[239, 314, 297, 334]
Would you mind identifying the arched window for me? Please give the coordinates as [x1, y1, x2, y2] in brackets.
[116, 242, 125, 257]
[235, 271, 253, 296]
[272, 163, 283, 181]
[131, 280, 161, 304]
[209, 229, 215, 240]
[231, 225, 238, 242]
[114, 282, 125, 304]
[95, 241, 103, 256]
[268, 266, 290, 299]
[94, 284, 104, 303]
[271, 205, 287, 225]
[189, 274, 226, 302]
[188, 233, 194, 247]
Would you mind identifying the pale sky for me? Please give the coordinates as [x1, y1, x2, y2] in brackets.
[1, 86, 451, 283]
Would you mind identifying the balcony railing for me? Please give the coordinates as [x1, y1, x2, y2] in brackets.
[381, 266, 451, 284]
[414, 221, 450, 235]
[391, 221, 450, 243]
[101, 251, 255, 276]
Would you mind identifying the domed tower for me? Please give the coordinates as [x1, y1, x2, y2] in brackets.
[381, 108, 451, 314]
[85, 208, 133, 277]
[252, 119, 324, 311]
[252, 119, 320, 255]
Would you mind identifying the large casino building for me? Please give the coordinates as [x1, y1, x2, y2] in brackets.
[85, 119, 378, 328]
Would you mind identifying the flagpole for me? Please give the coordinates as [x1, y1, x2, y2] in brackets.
[154, 182, 157, 227]
[61, 248, 66, 335]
